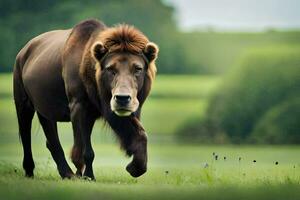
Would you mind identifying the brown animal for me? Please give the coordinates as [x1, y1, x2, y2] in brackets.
[13, 19, 158, 180]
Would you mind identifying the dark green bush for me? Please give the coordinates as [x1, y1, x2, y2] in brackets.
[208, 46, 300, 142]
[177, 46, 300, 143]
[249, 97, 300, 144]
[209, 46, 300, 142]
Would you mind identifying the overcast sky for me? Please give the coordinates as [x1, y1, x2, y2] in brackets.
[166, 0, 300, 31]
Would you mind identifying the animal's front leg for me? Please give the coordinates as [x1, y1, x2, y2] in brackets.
[108, 116, 148, 177]
[125, 128, 148, 178]
[70, 101, 96, 180]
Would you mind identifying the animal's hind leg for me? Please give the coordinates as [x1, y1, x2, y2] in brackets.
[15, 102, 35, 177]
[37, 113, 74, 179]
[14, 67, 35, 178]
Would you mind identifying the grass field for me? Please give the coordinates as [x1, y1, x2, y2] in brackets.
[0, 73, 299, 199]
[181, 31, 300, 74]
[0, 144, 299, 200]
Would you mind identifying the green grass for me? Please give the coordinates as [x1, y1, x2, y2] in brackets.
[0, 144, 299, 199]
[181, 31, 300, 74]
[0, 72, 12, 91]
[150, 75, 220, 98]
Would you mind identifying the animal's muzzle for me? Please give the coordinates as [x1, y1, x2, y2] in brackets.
[114, 94, 131, 107]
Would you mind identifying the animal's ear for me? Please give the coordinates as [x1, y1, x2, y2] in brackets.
[91, 42, 107, 62]
[143, 42, 159, 62]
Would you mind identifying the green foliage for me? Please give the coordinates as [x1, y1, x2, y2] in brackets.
[0, 0, 187, 73]
[177, 46, 300, 143]
[250, 97, 300, 144]
[208, 46, 300, 142]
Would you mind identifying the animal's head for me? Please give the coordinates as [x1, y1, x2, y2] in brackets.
[91, 25, 159, 117]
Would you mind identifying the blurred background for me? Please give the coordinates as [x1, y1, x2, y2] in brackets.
[0, 0, 299, 148]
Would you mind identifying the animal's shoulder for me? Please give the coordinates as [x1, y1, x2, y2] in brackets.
[63, 19, 106, 60]
[72, 19, 106, 38]
[67, 19, 106, 46]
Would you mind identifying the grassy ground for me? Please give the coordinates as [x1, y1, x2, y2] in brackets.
[0, 73, 299, 199]
[0, 144, 299, 200]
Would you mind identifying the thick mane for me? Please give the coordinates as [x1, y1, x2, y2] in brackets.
[97, 24, 157, 81]
[98, 24, 149, 54]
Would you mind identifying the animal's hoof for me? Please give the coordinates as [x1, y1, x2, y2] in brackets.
[83, 176, 96, 181]
[126, 162, 147, 178]
[25, 172, 34, 178]
[75, 169, 83, 177]
[61, 171, 75, 179]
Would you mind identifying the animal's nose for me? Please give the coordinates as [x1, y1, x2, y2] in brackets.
[114, 94, 131, 106]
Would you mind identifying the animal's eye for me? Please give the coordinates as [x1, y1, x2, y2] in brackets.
[106, 66, 117, 76]
[134, 65, 143, 75]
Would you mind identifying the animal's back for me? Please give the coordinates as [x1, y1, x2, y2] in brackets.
[14, 29, 72, 121]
